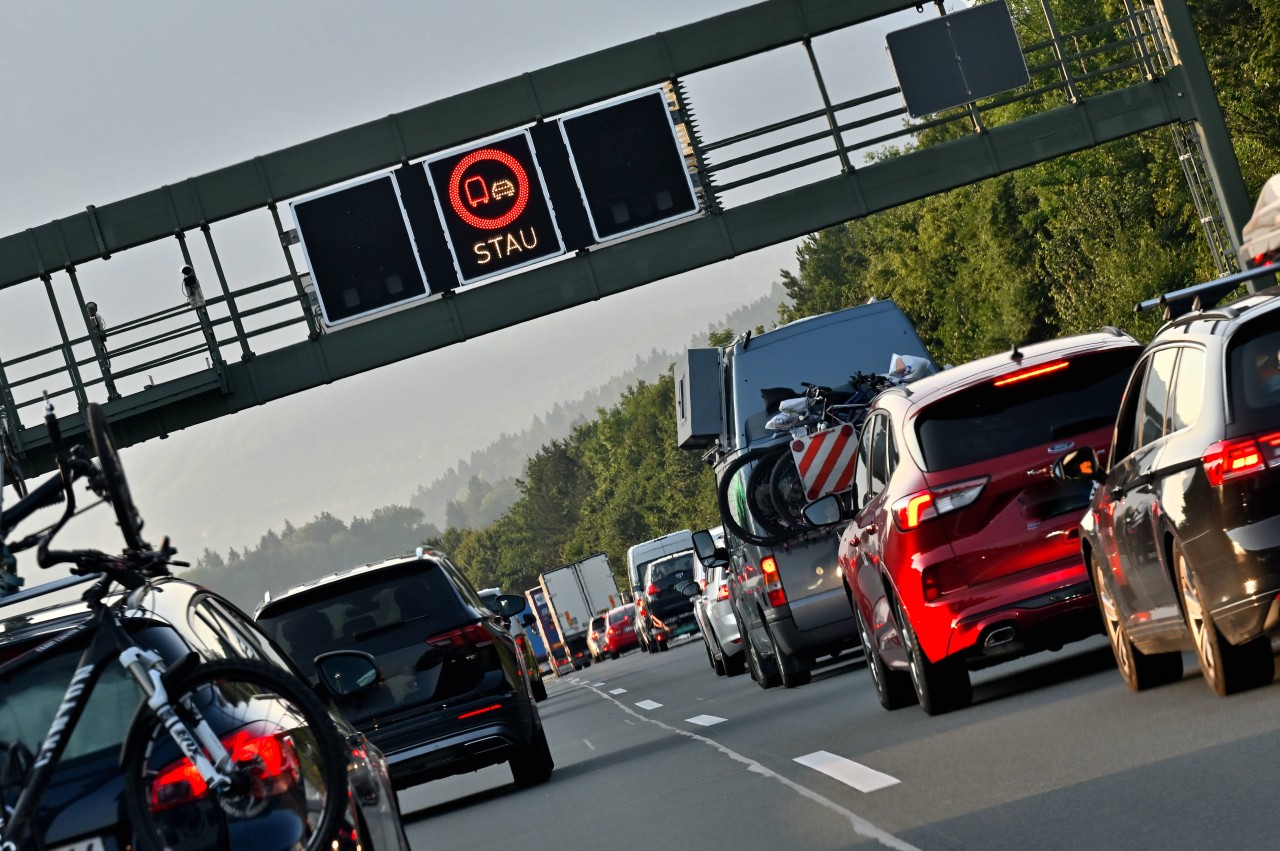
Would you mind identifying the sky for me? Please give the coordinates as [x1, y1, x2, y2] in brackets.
[0, 1, 956, 571]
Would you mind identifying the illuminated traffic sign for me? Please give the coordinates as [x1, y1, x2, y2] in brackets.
[424, 130, 564, 285]
[290, 173, 432, 327]
[558, 89, 700, 242]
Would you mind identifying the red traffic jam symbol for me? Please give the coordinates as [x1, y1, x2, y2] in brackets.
[449, 148, 530, 230]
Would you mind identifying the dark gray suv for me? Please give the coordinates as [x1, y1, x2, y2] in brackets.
[254, 547, 553, 790]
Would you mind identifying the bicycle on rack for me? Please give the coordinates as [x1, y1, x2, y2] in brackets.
[0, 401, 348, 851]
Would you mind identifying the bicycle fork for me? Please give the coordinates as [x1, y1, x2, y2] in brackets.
[119, 647, 235, 793]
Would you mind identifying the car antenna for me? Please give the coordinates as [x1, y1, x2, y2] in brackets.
[1010, 341, 1024, 363]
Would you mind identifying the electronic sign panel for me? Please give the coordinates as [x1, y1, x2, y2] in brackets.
[424, 130, 564, 285]
[290, 173, 431, 327]
[558, 89, 700, 242]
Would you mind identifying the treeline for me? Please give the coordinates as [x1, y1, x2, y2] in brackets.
[188, 0, 1279, 609]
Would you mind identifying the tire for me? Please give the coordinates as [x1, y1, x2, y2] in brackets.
[509, 722, 554, 788]
[894, 598, 972, 715]
[764, 620, 811, 688]
[610, 651, 620, 661]
[716, 446, 791, 548]
[745, 629, 781, 689]
[87, 403, 146, 551]
[1091, 553, 1182, 691]
[532, 676, 548, 702]
[855, 602, 914, 710]
[123, 659, 348, 851]
[657, 638, 669, 652]
[723, 647, 747, 677]
[1175, 541, 1274, 696]
[767, 448, 812, 533]
[703, 638, 720, 674]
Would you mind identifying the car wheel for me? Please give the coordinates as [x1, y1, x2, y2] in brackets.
[532, 676, 548, 702]
[723, 646, 747, 677]
[764, 619, 811, 688]
[1175, 541, 1274, 696]
[610, 651, 620, 660]
[510, 723, 554, 788]
[894, 597, 972, 715]
[745, 628, 781, 689]
[855, 602, 914, 710]
[657, 638, 670, 652]
[703, 638, 723, 675]
[1091, 553, 1182, 691]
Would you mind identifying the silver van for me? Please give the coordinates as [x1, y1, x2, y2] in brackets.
[679, 300, 933, 688]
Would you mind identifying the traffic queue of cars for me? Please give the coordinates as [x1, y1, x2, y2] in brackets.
[687, 254, 1280, 715]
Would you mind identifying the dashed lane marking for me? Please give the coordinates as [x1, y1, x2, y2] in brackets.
[794, 751, 900, 793]
[609, 688, 627, 694]
[591, 682, 605, 687]
[574, 683, 918, 851]
[583, 739, 595, 750]
[686, 715, 726, 727]
[634, 699, 663, 710]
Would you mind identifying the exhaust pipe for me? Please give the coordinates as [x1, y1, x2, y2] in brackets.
[984, 626, 1017, 649]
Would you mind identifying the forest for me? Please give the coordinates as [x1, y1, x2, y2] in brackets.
[185, 0, 1280, 611]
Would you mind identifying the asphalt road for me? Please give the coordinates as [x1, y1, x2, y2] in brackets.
[396, 634, 1279, 850]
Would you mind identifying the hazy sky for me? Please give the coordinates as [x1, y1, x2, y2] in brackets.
[0, 1, 949, 567]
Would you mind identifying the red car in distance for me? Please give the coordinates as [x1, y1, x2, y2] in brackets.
[808, 330, 1143, 714]
[600, 604, 640, 659]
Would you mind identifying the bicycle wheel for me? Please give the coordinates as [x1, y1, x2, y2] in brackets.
[716, 446, 788, 548]
[86, 403, 146, 551]
[122, 659, 348, 851]
[766, 446, 812, 533]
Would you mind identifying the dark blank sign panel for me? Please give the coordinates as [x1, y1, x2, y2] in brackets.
[290, 173, 431, 327]
[424, 130, 564, 285]
[886, 0, 1029, 118]
[559, 89, 700, 242]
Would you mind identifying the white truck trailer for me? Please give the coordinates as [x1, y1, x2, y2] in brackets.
[538, 553, 621, 672]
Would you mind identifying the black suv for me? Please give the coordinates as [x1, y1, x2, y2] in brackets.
[639, 551, 700, 645]
[1060, 269, 1280, 696]
[254, 548, 554, 790]
[0, 575, 408, 851]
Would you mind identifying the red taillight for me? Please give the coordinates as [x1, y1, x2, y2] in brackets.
[761, 556, 786, 607]
[922, 567, 940, 602]
[457, 703, 502, 720]
[607, 627, 615, 636]
[993, 360, 1069, 387]
[427, 622, 494, 649]
[716, 583, 730, 601]
[1202, 432, 1280, 486]
[647, 583, 659, 596]
[891, 477, 989, 531]
[150, 725, 300, 814]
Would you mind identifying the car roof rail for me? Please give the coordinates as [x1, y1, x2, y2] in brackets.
[1135, 263, 1277, 320]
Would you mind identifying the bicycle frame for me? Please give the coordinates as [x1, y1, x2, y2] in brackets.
[0, 576, 233, 848]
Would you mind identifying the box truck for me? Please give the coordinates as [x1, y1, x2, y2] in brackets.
[538, 553, 621, 672]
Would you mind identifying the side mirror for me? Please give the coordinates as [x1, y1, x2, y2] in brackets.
[692, 529, 729, 567]
[1052, 447, 1106, 483]
[315, 650, 380, 697]
[493, 593, 527, 618]
[673, 579, 701, 599]
[801, 494, 846, 527]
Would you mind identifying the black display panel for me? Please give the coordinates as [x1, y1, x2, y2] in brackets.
[424, 130, 564, 285]
[290, 174, 431, 327]
[559, 90, 700, 242]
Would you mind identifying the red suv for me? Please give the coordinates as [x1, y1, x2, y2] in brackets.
[807, 330, 1142, 714]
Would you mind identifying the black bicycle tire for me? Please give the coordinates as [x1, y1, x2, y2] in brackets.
[86, 403, 146, 551]
[715, 446, 789, 548]
[746, 444, 802, 537]
[767, 445, 812, 533]
[122, 658, 348, 851]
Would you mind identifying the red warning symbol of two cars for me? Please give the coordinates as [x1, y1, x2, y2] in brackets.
[448, 148, 530, 230]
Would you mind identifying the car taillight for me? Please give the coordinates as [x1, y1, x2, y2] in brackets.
[150, 726, 300, 813]
[992, 360, 1069, 387]
[426, 622, 494, 649]
[716, 583, 730, 601]
[1203, 431, 1280, 486]
[761, 556, 786, 607]
[891, 477, 989, 531]
[607, 627, 615, 636]
[922, 566, 940, 602]
[647, 583, 659, 596]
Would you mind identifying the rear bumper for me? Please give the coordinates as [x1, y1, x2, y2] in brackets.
[763, 602, 859, 660]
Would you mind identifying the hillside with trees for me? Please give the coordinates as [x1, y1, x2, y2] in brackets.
[186, 0, 1279, 610]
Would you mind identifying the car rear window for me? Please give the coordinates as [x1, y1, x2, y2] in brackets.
[649, 552, 695, 581]
[1228, 315, 1280, 435]
[608, 606, 634, 626]
[256, 560, 464, 678]
[915, 349, 1138, 471]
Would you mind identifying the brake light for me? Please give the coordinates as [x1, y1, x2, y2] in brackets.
[607, 627, 615, 636]
[150, 726, 300, 813]
[761, 556, 786, 607]
[647, 583, 659, 596]
[922, 567, 940, 602]
[716, 583, 730, 601]
[1203, 431, 1280, 485]
[427, 622, 494, 649]
[993, 360, 1069, 387]
[891, 477, 989, 530]
[457, 703, 502, 720]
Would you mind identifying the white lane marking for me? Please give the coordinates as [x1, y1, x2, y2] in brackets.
[609, 687, 627, 695]
[583, 739, 596, 750]
[635, 699, 663, 710]
[577, 683, 918, 851]
[591, 682, 605, 687]
[795, 751, 900, 793]
[687, 715, 726, 727]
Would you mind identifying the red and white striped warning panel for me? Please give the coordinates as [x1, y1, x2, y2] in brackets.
[790, 424, 858, 501]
